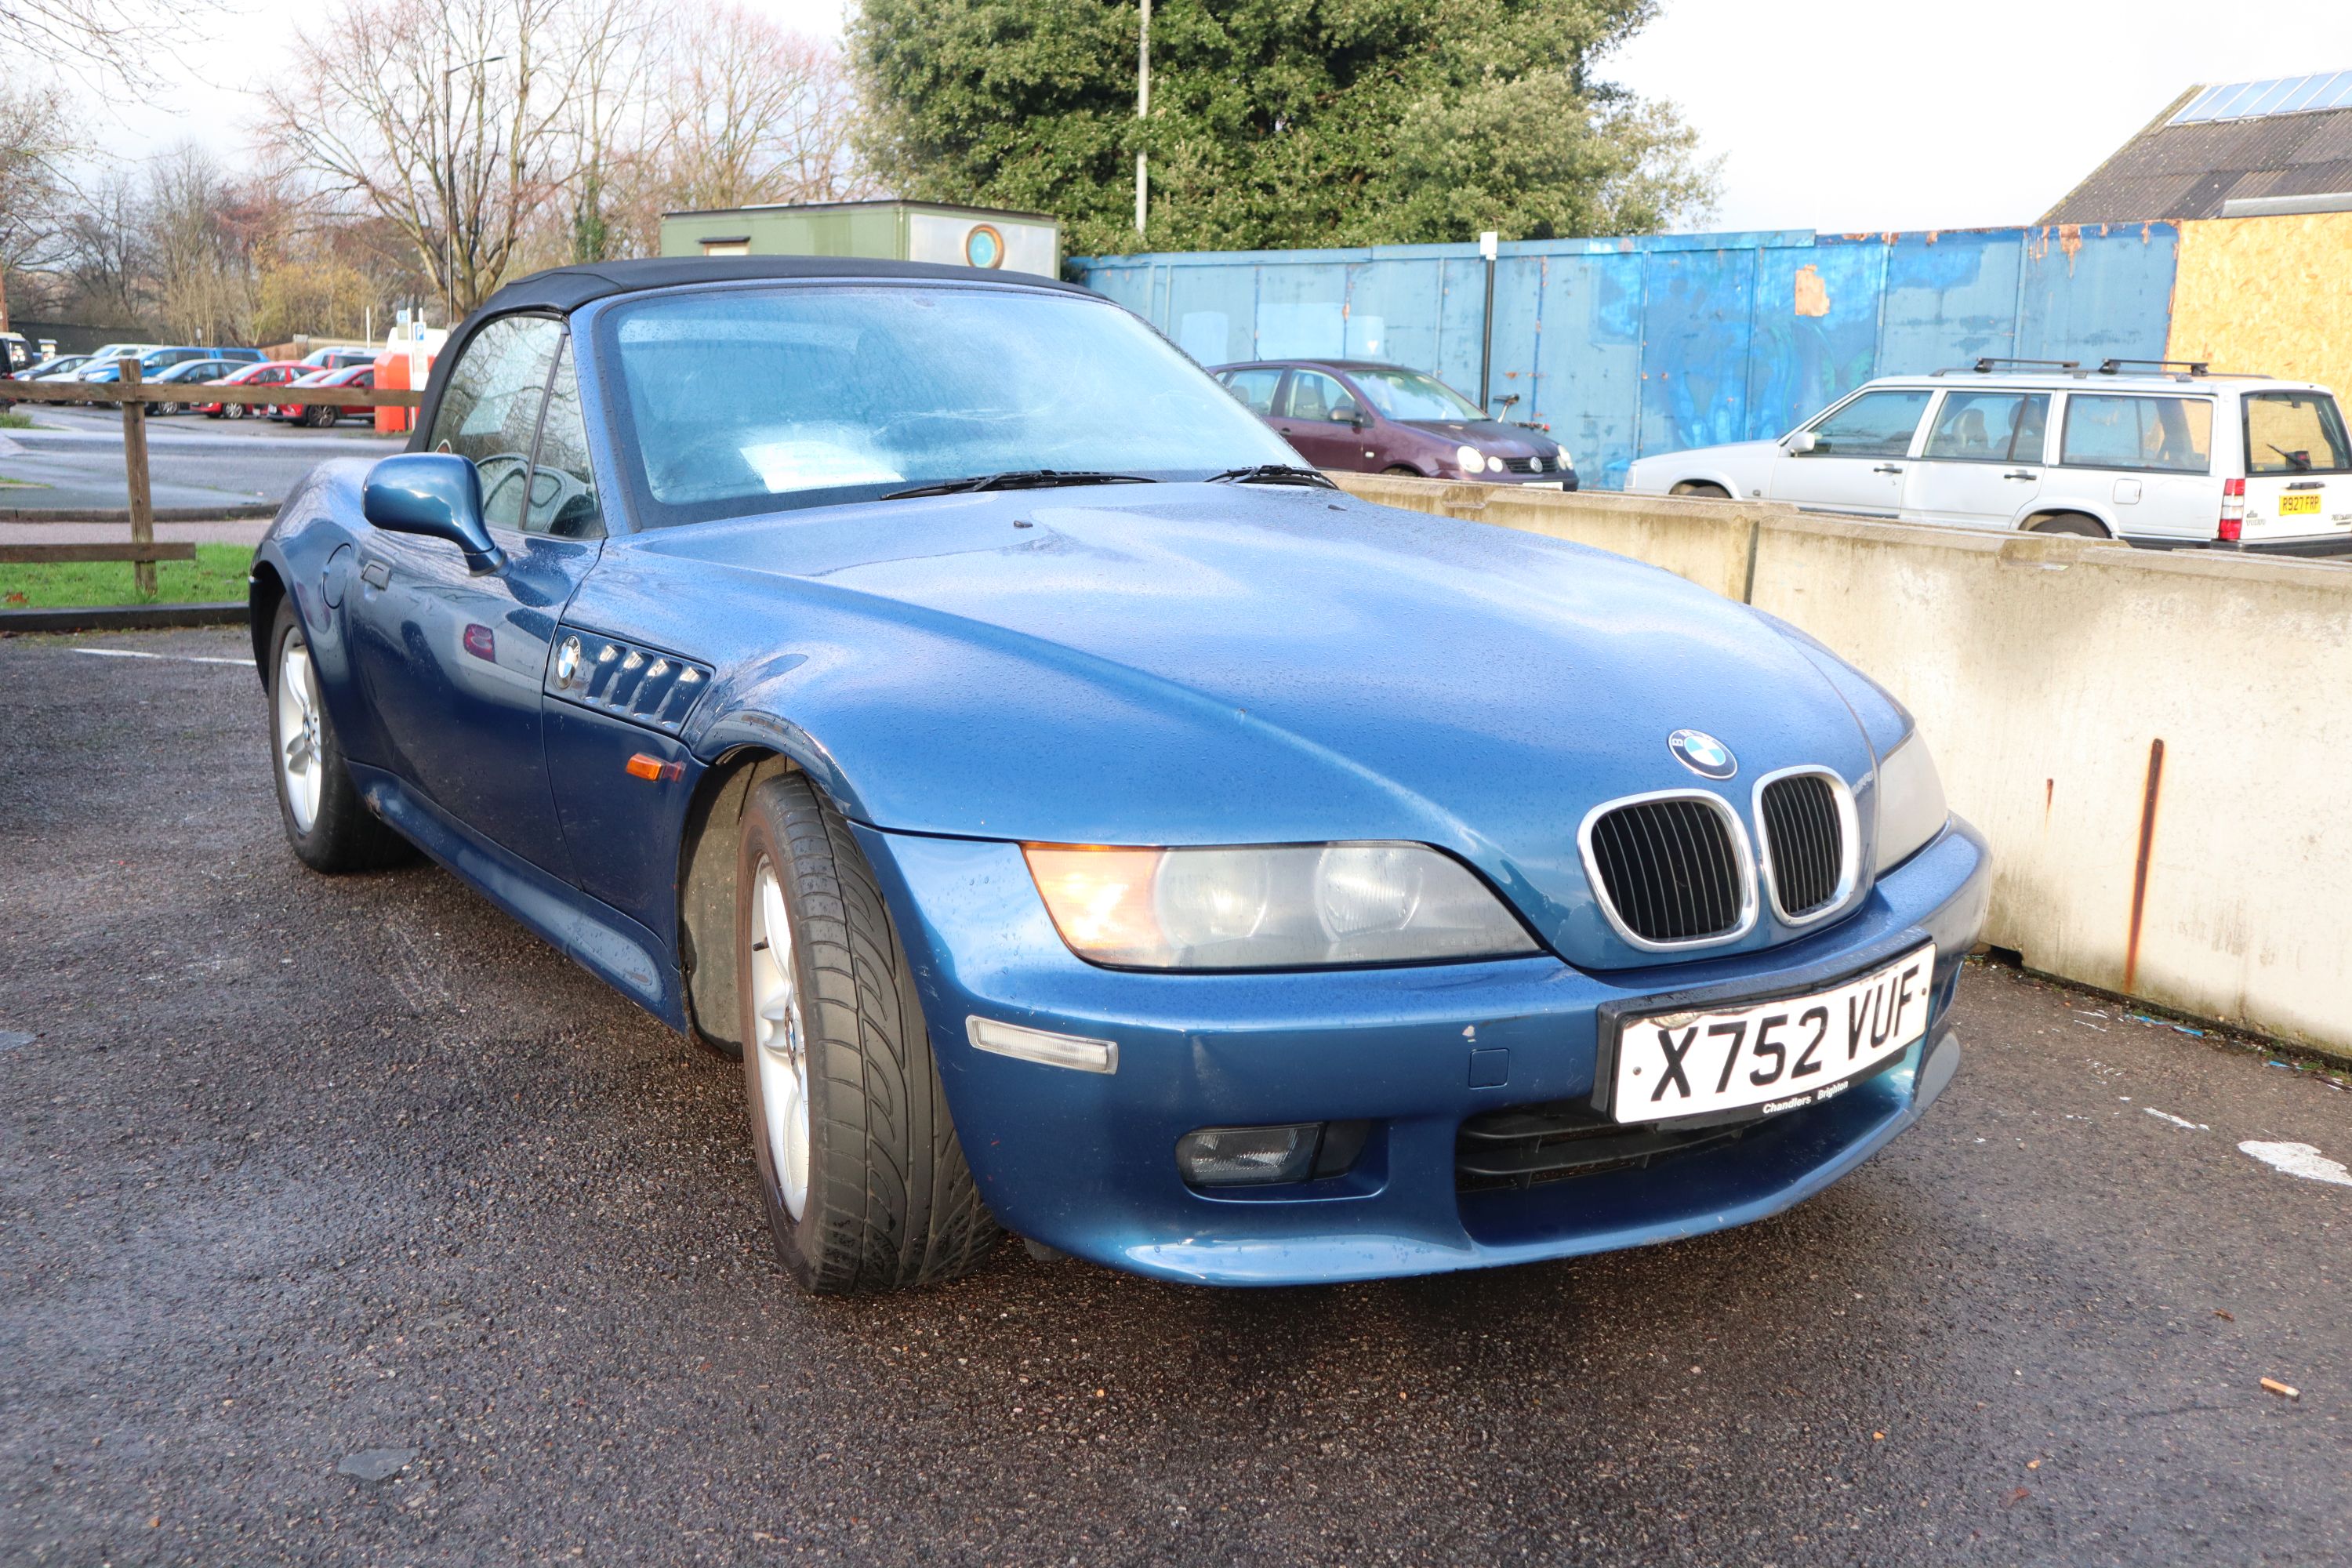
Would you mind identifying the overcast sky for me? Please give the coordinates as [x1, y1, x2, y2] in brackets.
[43, 0, 2352, 239]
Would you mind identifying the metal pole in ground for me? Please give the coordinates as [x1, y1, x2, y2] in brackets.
[119, 358, 156, 599]
[1477, 231, 1500, 415]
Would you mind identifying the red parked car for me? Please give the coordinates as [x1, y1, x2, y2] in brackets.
[1208, 358, 1577, 487]
[197, 361, 301, 419]
[274, 363, 375, 427]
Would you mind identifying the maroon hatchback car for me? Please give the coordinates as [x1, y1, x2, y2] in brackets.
[1208, 358, 1577, 487]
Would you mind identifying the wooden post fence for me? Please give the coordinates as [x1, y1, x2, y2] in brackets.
[0, 364, 423, 593]
[119, 358, 155, 597]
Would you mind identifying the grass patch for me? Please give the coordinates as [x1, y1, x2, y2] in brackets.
[0, 408, 34, 430]
[0, 541, 251, 608]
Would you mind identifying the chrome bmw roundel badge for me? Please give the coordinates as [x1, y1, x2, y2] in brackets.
[1668, 728, 1737, 780]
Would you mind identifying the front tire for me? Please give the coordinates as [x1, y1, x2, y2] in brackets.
[267, 598, 414, 873]
[1671, 481, 1732, 499]
[735, 771, 998, 1294]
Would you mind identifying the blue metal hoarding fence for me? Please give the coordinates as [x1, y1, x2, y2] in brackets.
[1073, 224, 2179, 488]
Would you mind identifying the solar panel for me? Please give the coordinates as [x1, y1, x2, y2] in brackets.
[2170, 70, 2352, 125]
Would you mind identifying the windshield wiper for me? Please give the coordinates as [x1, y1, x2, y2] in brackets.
[882, 469, 1156, 500]
[1203, 463, 1337, 489]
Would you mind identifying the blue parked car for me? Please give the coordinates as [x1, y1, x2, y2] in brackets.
[251, 257, 1988, 1294]
[81, 344, 265, 383]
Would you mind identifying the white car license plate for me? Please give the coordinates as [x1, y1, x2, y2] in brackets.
[1609, 943, 1936, 1123]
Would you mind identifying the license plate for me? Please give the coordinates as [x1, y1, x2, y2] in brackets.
[1607, 944, 1936, 1123]
[2280, 492, 2321, 516]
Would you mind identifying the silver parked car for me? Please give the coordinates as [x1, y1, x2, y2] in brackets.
[1626, 359, 2352, 556]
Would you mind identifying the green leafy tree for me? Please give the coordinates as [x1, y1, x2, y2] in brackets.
[851, 0, 1716, 259]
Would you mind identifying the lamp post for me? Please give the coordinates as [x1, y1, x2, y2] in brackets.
[442, 52, 506, 324]
[1134, 0, 1149, 238]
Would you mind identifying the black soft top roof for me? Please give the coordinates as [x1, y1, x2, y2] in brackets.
[473, 255, 1091, 316]
[412, 256, 1096, 452]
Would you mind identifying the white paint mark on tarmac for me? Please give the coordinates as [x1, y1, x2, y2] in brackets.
[2239, 1141, 2352, 1188]
[2145, 1109, 2209, 1131]
[71, 647, 253, 668]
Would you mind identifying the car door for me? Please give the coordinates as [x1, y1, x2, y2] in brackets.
[1276, 368, 1370, 471]
[346, 313, 601, 878]
[1904, 389, 2049, 526]
[1769, 388, 1933, 515]
[2240, 389, 2352, 545]
[2054, 391, 2216, 543]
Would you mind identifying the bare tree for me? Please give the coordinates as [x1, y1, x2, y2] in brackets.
[642, 5, 869, 221]
[0, 82, 76, 331]
[0, 0, 223, 75]
[263, 0, 590, 322]
[52, 167, 145, 324]
[144, 143, 264, 343]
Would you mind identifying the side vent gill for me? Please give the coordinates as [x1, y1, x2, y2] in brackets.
[546, 629, 713, 734]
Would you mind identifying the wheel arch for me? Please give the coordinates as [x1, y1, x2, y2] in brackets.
[673, 742, 812, 1056]
[2021, 506, 2115, 538]
[247, 556, 288, 678]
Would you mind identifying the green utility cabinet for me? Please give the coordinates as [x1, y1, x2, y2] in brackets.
[658, 200, 1062, 278]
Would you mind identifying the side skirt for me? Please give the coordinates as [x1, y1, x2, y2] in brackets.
[350, 762, 687, 1030]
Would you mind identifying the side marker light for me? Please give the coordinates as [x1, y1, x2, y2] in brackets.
[625, 753, 684, 782]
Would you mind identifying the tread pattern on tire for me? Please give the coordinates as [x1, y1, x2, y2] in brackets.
[759, 773, 998, 1292]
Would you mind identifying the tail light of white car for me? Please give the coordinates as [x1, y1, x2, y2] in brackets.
[2218, 477, 2245, 544]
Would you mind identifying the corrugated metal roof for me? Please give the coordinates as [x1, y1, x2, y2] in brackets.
[2042, 85, 2352, 222]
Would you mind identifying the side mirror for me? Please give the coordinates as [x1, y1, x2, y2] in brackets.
[1785, 430, 1819, 454]
[363, 452, 506, 574]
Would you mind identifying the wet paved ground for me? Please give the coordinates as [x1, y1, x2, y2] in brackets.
[3, 626, 2347, 1567]
[0, 407, 397, 511]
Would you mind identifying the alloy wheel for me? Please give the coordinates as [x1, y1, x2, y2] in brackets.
[275, 635, 324, 833]
[749, 857, 811, 1220]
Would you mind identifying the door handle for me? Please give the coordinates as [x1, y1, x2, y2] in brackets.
[2002, 470, 2039, 480]
[1872, 464, 1904, 474]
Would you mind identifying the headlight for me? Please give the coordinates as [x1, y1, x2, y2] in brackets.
[1024, 842, 1538, 969]
[1873, 730, 1947, 874]
[1455, 444, 1487, 474]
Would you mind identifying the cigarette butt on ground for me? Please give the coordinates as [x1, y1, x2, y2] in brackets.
[2260, 1377, 2300, 1400]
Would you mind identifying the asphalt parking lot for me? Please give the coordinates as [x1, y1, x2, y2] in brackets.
[3, 626, 2348, 1567]
[0, 406, 398, 512]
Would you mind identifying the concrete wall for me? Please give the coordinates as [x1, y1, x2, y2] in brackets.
[1334, 473, 2352, 1057]
[2167, 210, 2352, 397]
[1075, 225, 2180, 488]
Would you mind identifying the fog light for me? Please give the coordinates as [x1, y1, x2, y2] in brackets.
[1176, 1123, 1322, 1187]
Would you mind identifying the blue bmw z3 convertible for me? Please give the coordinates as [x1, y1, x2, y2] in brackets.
[251, 256, 1990, 1293]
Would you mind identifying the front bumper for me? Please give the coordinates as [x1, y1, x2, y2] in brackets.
[860, 818, 1990, 1287]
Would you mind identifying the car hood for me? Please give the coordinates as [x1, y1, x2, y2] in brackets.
[592, 485, 1884, 965]
[1400, 419, 1559, 457]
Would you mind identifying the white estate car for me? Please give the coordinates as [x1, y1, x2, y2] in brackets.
[1625, 359, 2352, 556]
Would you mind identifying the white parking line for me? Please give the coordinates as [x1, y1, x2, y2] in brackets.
[2239, 1141, 2352, 1188]
[71, 647, 254, 668]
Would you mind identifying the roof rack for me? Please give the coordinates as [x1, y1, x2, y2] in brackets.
[1972, 357, 2078, 374]
[2098, 357, 2210, 376]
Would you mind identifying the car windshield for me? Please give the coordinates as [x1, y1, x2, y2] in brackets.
[1347, 367, 1485, 422]
[597, 284, 1299, 526]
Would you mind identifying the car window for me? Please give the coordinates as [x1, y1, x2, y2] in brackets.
[1222, 368, 1283, 416]
[1349, 367, 1483, 421]
[1283, 370, 1359, 423]
[521, 336, 604, 540]
[430, 314, 562, 534]
[2242, 391, 2352, 475]
[598, 285, 1294, 526]
[1923, 391, 2048, 463]
[2060, 394, 2212, 474]
[1802, 390, 1931, 457]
